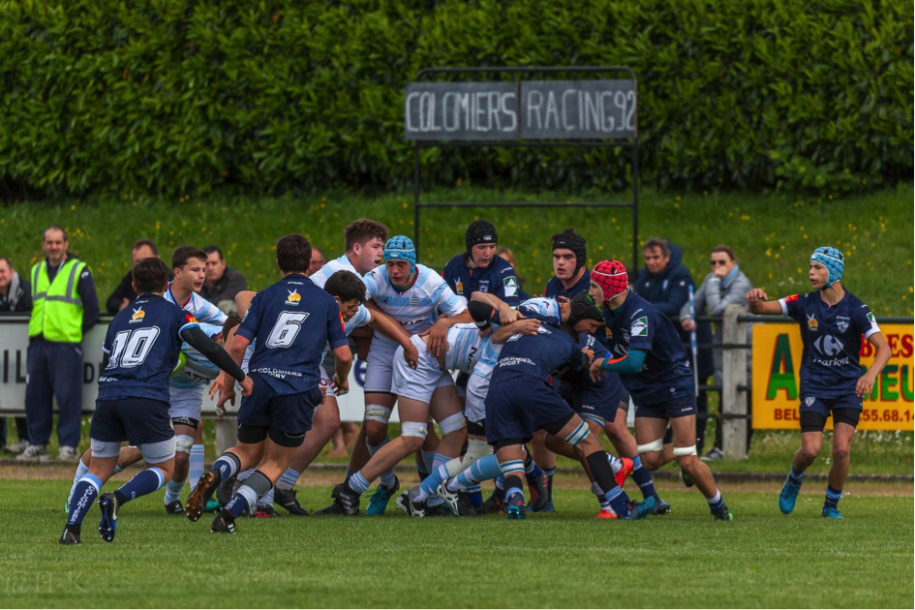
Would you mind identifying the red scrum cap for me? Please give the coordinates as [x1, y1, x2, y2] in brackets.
[591, 260, 629, 303]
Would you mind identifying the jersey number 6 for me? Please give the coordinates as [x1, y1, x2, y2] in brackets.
[266, 311, 310, 349]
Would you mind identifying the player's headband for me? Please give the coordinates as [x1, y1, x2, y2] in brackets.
[810, 247, 844, 288]
[551, 231, 587, 274]
[466, 220, 498, 254]
[568, 292, 605, 327]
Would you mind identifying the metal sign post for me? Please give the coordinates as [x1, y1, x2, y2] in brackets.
[406, 66, 639, 271]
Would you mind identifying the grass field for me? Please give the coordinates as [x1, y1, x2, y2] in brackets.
[1, 477, 911, 608]
[2, 183, 912, 315]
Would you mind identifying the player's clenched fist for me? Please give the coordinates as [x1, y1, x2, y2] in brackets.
[746, 288, 769, 305]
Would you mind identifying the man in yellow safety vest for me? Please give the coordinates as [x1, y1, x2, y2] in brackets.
[17, 226, 99, 463]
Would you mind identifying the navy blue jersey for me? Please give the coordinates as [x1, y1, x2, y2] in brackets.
[544, 268, 591, 301]
[443, 253, 526, 306]
[491, 324, 585, 383]
[779, 290, 881, 399]
[236, 274, 348, 395]
[605, 292, 694, 405]
[98, 294, 199, 402]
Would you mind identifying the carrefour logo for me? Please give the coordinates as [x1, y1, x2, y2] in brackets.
[814, 335, 844, 357]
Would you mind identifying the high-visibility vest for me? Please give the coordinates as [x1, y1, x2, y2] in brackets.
[29, 258, 87, 343]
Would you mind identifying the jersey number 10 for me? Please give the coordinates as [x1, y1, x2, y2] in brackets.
[107, 327, 161, 369]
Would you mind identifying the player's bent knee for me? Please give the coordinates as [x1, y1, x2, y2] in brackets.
[174, 434, 195, 455]
[90, 439, 121, 460]
[637, 438, 664, 454]
[438, 412, 466, 436]
[365, 404, 392, 425]
[401, 420, 429, 441]
[673, 444, 697, 458]
[832, 448, 850, 462]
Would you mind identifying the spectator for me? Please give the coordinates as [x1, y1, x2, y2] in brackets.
[18, 226, 100, 462]
[308, 247, 327, 277]
[104, 239, 159, 313]
[0, 257, 32, 454]
[680, 245, 754, 460]
[635, 237, 714, 455]
[201, 245, 247, 314]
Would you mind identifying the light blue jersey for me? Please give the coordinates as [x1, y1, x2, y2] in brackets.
[165, 286, 227, 391]
[443, 323, 490, 374]
[310, 254, 357, 289]
[519, 297, 561, 321]
[362, 263, 466, 346]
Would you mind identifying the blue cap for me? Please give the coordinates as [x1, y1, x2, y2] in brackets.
[384, 235, 416, 274]
[810, 247, 844, 287]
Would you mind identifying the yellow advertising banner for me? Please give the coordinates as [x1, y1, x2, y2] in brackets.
[752, 323, 914, 430]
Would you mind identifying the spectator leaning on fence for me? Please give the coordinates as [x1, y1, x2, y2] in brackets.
[18, 226, 100, 462]
[0, 256, 33, 454]
[105, 239, 160, 314]
[680, 245, 754, 460]
[201, 246, 247, 314]
[308, 247, 327, 277]
[636, 237, 715, 456]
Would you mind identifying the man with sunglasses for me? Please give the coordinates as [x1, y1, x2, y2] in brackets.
[681, 245, 754, 460]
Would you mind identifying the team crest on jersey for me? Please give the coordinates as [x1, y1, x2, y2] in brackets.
[806, 314, 819, 331]
[455, 280, 464, 295]
[836, 317, 850, 333]
[805, 397, 816, 407]
[130, 307, 146, 323]
[631, 316, 649, 337]
[503, 276, 518, 297]
[286, 289, 302, 306]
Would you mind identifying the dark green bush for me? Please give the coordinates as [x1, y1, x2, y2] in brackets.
[0, 0, 911, 199]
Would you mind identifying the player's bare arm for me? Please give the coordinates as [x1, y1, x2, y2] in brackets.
[857, 332, 891, 397]
[332, 343, 354, 395]
[367, 307, 419, 369]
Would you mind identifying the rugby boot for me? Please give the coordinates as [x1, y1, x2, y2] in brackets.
[478, 494, 504, 514]
[437, 482, 478, 517]
[623, 497, 655, 521]
[211, 511, 237, 534]
[778, 476, 802, 515]
[186, 471, 221, 523]
[713, 505, 734, 521]
[164, 499, 185, 515]
[614, 457, 634, 489]
[274, 488, 310, 516]
[395, 490, 427, 517]
[425, 501, 453, 517]
[505, 490, 527, 520]
[205, 499, 222, 513]
[594, 509, 618, 519]
[822, 507, 843, 520]
[525, 471, 550, 512]
[59, 526, 81, 546]
[320, 483, 359, 517]
[365, 475, 400, 516]
[97, 493, 120, 542]
[531, 499, 555, 513]
[252, 504, 281, 519]
[651, 497, 672, 515]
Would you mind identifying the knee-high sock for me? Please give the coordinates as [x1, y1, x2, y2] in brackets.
[367, 437, 396, 487]
[276, 467, 301, 491]
[115, 468, 166, 507]
[419, 453, 450, 505]
[66, 474, 103, 529]
[163, 477, 184, 504]
[449, 454, 503, 491]
[189, 444, 205, 492]
[67, 460, 90, 507]
[630, 455, 658, 500]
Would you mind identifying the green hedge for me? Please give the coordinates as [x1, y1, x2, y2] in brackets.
[0, 0, 911, 199]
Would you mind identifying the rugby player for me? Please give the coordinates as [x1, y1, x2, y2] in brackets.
[187, 234, 352, 533]
[59, 258, 250, 545]
[748, 247, 890, 519]
[483, 293, 653, 520]
[315, 235, 470, 515]
[590, 260, 732, 520]
[442, 219, 530, 506]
